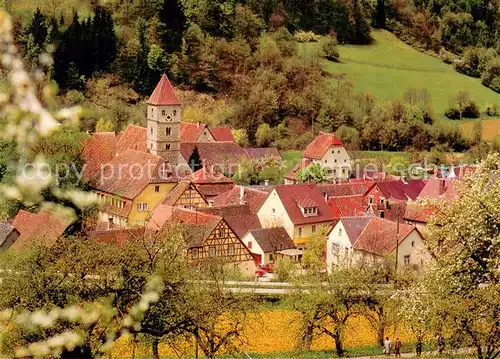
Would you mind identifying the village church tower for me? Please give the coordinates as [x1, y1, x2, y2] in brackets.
[146, 74, 181, 165]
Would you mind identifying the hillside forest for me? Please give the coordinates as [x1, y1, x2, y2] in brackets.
[3, 0, 500, 155]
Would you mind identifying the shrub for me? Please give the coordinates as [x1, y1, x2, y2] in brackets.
[320, 37, 340, 62]
[293, 30, 321, 43]
[232, 128, 249, 147]
[481, 56, 500, 93]
[255, 123, 275, 147]
[274, 257, 295, 282]
[439, 48, 454, 64]
[453, 47, 485, 78]
[445, 102, 480, 119]
[485, 104, 499, 117]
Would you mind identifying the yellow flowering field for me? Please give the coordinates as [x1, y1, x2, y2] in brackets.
[111, 310, 415, 358]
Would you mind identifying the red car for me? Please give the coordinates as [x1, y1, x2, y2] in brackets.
[255, 264, 272, 277]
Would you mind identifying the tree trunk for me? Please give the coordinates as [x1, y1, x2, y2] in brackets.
[152, 337, 160, 359]
[377, 325, 385, 347]
[334, 332, 344, 357]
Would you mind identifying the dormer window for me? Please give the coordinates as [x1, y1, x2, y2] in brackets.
[302, 206, 318, 217]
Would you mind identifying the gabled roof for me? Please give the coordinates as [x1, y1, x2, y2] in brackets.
[273, 185, 334, 225]
[403, 202, 437, 224]
[212, 185, 269, 214]
[339, 217, 371, 245]
[248, 227, 296, 253]
[147, 205, 222, 247]
[318, 182, 374, 198]
[371, 179, 426, 201]
[303, 132, 344, 160]
[353, 217, 417, 256]
[82, 132, 117, 182]
[245, 148, 281, 160]
[199, 204, 261, 238]
[0, 222, 17, 247]
[210, 126, 235, 142]
[11, 209, 73, 249]
[94, 149, 164, 199]
[147, 74, 181, 106]
[180, 142, 248, 167]
[116, 124, 147, 154]
[328, 195, 369, 219]
[161, 181, 207, 206]
[180, 123, 207, 142]
[418, 178, 458, 201]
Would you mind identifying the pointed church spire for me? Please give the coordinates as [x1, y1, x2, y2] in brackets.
[147, 74, 181, 106]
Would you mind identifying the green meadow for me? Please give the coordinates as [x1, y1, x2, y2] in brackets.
[299, 30, 500, 121]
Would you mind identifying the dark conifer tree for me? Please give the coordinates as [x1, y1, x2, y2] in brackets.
[27, 8, 48, 47]
[133, 18, 154, 95]
[375, 0, 386, 29]
[160, 0, 187, 54]
[188, 146, 202, 172]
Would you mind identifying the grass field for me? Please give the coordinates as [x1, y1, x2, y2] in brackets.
[299, 30, 500, 120]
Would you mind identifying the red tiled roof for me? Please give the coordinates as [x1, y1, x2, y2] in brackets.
[12, 209, 73, 249]
[319, 182, 374, 198]
[403, 202, 437, 224]
[274, 184, 334, 225]
[418, 178, 458, 201]
[82, 132, 117, 182]
[116, 124, 147, 154]
[328, 195, 369, 219]
[89, 228, 145, 246]
[147, 205, 221, 246]
[245, 147, 281, 160]
[248, 227, 296, 253]
[337, 217, 371, 245]
[353, 217, 417, 256]
[303, 132, 344, 160]
[211, 126, 235, 142]
[180, 142, 248, 167]
[372, 180, 426, 201]
[147, 74, 181, 106]
[199, 204, 262, 238]
[180, 123, 207, 142]
[211, 185, 269, 214]
[196, 183, 235, 198]
[191, 168, 234, 184]
[94, 149, 164, 199]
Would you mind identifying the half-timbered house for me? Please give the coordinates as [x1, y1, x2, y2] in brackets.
[160, 180, 208, 210]
[147, 204, 256, 274]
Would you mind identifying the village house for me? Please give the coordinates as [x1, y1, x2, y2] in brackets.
[326, 216, 429, 272]
[212, 185, 270, 214]
[147, 204, 256, 274]
[160, 180, 208, 210]
[285, 132, 351, 184]
[190, 168, 235, 200]
[199, 203, 262, 239]
[257, 184, 334, 248]
[6, 209, 74, 250]
[0, 222, 20, 251]
[242, 227, 298, 266]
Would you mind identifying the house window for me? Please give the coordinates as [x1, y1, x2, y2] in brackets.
[312, 225, 316, 234]
[404, 255, 411, 265]
[136, 204, 142, 211]
[380, 211, 385, 218]
[272, 208, 276, 213]
[324, 160, 327, 164]
[218, 229, 224, 238]
[369, 197, 373, 204]
[192, 248, 199, 259]
[155, 185, 160, 192]
[339, 228, 342, 236]
[338, 150, 340, 154]
[166, 144, 171, 150]
[162, 110, 165, 116]
[142, 203, 148, 211]
[298, 227, 303, 237]
[150, 143, 152, 149]
[228, 245, 235, 256]
[344, 159, 347, 163]
[209, 246, 216, 257]
[173, 110, 177, 117]
[331, 150, 334, 154]
[166, 127, 171, 136]
[381, 199, 385, 204]
[411, 241, 415, 247]
[334, 159, 337, 163]
[151, 127, 153, 135]
[247, 241, 252, 249]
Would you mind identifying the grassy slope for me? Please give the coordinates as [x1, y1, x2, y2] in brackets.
[299, 30, 500, 121]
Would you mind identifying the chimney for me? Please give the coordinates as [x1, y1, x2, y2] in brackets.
[239, 186, 245, 204]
